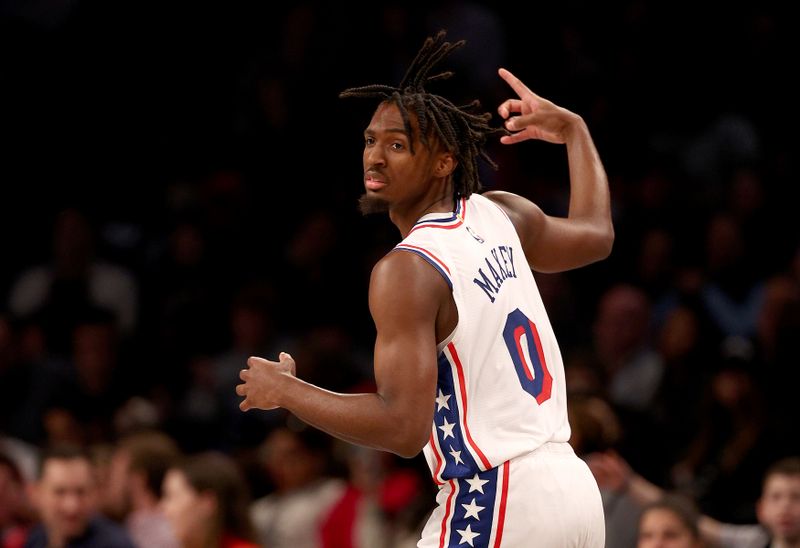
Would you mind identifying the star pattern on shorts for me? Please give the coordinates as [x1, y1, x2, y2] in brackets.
[435, 389, 451, 412]
[456, 523, 480, 546]
[448, 446, 464, 465]
[461, 498, 485, 520]
[438, 417, 455, 439]
[465, 473, 489, 494]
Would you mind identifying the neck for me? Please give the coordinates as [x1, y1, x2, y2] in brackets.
[391, 186, 454, 238]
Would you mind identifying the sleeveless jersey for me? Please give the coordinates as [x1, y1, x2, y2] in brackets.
[393, 193, 571, 485]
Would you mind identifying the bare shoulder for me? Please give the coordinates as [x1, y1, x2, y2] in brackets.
[370, 250, 449, 294]
[369, 250, 450, 316]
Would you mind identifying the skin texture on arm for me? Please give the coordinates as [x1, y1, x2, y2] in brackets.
[236, 251, 444, 458]
[485, 68, 614, 273]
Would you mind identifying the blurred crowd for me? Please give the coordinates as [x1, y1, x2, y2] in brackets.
[1, 1, 798, 547]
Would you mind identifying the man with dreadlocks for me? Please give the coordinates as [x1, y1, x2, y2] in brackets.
[237, 31, 611, 547]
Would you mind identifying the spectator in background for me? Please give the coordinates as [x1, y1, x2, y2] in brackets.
[593, 283, 664, 413]
[40, 308, 133, 447]
[637, 495, 705, 548]
[160, 452, 258, 548]
[651, 304, 714, 470]
[699, 213, 765, 341]
[1, 453, 34, 548]
[25, 444, 134, 548]
[102, 430, 181, 548]
[672, 346, 768, 522]
[210, 284, 285, 449]
[568, 394, 639, 548]
[588, 452, 800, 548]
[755, 273, 800, 457]
[7, 208, 138, 356]
[250, 425, 343, 548]
[0, 315, 66, 446]
[592, 283, 665, 479]
[320, 440, 430, 548]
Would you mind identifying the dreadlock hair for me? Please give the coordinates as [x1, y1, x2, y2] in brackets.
[339, 30, 507, 208]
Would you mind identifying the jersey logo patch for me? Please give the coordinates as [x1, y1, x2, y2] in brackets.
[466, 225, 484, 243]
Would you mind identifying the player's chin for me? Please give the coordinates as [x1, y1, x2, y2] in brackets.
[358, 192, 390, 216]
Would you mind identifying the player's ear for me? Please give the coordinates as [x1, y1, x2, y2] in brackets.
[436, 152, 457, 178]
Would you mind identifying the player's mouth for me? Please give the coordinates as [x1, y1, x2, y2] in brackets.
[365, 173, 387, 191]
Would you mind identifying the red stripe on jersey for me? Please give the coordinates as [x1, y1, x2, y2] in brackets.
[447, 342, 492, 469]
[493, 462, 510, 548]
[395, 244, 451, 274]
[528, 320, 553, 404]
[429, 431, 445, 486]
[407, 198, 468, 235]
[438, 479, 457, 548]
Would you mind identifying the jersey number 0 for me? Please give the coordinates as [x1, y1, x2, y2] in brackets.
[502, 308, 553, 404]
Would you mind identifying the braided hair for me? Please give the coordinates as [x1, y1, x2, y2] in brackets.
[340, 30, 506, 205]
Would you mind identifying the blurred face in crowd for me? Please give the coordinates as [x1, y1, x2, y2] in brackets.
[637, 507, 701, 548]
[35, 457, 97, 543]
[757, 473, 800, 543]
[102, 448, 131, 520]
[0, 461, 24, 527]
[263, 429, 321, 492]
[160, 469, 214, 545]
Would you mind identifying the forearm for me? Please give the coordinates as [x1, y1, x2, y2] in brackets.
[698, 516, 724, 547]
[564, 117, 613, 238]
[275, 373, 427, 458]
[624, 473, 664, 506]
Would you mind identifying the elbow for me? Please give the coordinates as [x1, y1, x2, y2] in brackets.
[389, 425, 429, 459]
[597, 227, 614, 260]
[393, 433, 428, 459]
[394, 446, 424, 459]
[589, 219, 614, 261]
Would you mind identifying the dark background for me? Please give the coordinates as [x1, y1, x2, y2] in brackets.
[2, 0, 794, 268]
[2, 0, 798, 526]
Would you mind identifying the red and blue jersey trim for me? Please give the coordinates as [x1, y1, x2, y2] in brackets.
[407, 197, 467, 236]
[392, 243, 452, 289]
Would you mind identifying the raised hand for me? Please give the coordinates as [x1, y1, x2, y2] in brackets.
[497, 68, 580, 146]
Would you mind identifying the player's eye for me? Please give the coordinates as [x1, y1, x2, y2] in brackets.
[364, 136, 375, 146]
[391, 142, 405, 151]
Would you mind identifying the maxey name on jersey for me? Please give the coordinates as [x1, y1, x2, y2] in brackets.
[472, 244, 518, 303]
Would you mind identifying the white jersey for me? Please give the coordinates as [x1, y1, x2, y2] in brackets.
[396, 194, 603, 548]
[395, 192, 570, 483]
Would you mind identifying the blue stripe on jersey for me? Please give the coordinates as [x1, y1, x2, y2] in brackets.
[448, 467, 499, 548]
[412, 197, 462, 226]
[393, 248, 453, 289]
[435, 351, 479, 479]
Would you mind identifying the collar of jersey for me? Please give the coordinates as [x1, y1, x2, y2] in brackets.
[413, 197, 463, 226]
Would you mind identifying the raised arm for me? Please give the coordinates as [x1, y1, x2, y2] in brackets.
[236, 251, 442, 458]
[484, 68, 613, 273]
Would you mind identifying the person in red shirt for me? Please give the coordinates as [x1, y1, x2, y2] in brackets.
[161, 452, 259, 548]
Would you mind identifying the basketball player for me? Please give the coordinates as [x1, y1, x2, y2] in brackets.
[236, 31, 612, 547]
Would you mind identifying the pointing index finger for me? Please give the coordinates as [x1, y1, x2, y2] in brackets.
[498, 68, 531, 98]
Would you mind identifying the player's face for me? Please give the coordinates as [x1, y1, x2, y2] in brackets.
[361, 101, 444, 214]
[637, 508, 700, 548]
[35, 458, 97, 541]
[757, 473, 800, 542]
